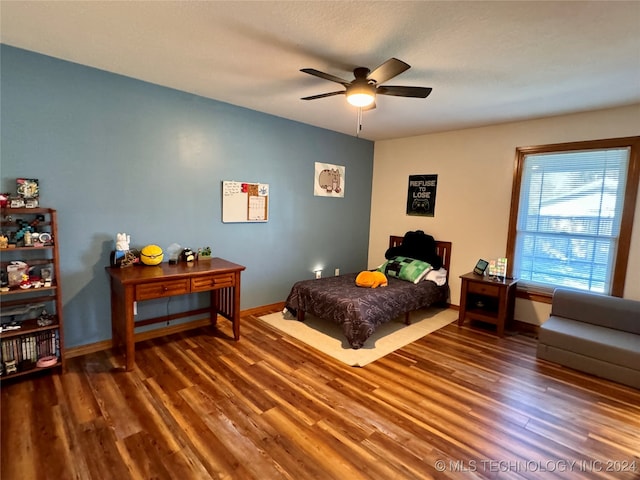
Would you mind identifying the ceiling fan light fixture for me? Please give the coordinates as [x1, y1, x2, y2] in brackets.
[346, 84, 375, 107]
[347, 92, 375, 107]
[301, 58, 431, 112]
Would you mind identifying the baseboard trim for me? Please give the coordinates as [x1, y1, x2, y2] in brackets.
[65, 303, 288, 359]
[243, 302, 285, 317]
[512, 319, 539, 337]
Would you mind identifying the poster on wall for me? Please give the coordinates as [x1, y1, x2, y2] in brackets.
[406, 174, 437, 216]
[314, 162, 345, 197]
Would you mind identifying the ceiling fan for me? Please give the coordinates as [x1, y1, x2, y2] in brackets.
[300, 57, 432, 109]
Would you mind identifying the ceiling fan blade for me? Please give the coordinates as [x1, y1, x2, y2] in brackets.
[300, 68, 350, 86]
[367, 58, 410, 84]
[376, 86, 433, 98]
[301, 91, 345, 101]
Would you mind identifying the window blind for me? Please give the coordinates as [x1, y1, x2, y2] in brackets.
[514, 147, 630, 293]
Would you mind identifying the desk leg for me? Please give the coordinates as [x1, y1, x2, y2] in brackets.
[458, 279, 469, 327]
[210, 289, 219, 330]
[124, 286, 136, 371]
[110, 278, 124, 350]
[496, 289, 506, 337]
[233, 273, 241, 340]
[109, 280, 136, 371]
[210, 276, 241, 341]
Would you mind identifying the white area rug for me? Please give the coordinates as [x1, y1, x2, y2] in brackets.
[258, 308, 457, 367]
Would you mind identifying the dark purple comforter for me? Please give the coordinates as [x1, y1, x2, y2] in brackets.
[284, 273, 449, 349]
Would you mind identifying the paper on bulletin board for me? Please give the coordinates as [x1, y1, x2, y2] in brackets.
[222, 181, 269, 223]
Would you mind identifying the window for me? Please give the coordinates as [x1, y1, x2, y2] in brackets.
[507, 137, 639, 297]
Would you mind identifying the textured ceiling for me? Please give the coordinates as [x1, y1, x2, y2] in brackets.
[1, 1, 639, 141]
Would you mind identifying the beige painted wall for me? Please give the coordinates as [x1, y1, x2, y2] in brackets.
[368, 104, 640, 325]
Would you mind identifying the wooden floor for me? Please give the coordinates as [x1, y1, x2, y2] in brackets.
[2, 309, 639, 480]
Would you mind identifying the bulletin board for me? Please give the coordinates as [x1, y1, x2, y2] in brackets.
[222, 181, 269, 223]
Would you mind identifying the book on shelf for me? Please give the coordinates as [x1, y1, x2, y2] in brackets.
[1, 330, 59, 371]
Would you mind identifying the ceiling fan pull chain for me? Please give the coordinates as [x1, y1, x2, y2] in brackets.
[356, 107, 363, 137]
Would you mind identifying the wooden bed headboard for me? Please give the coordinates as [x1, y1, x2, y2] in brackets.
[389, 235, 452, 279]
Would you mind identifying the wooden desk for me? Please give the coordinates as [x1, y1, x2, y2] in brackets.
[458, 272, 517, 337]
[107, 258, 245, 371]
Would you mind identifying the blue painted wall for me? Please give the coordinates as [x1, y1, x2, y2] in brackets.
[1, 45, 374, 348]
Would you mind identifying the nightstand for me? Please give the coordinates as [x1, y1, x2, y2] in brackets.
[458, 272, 518, 337]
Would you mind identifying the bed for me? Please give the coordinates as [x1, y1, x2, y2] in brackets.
[284, 235, 452, 349]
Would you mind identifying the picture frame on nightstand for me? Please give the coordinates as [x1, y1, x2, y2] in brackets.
[489, 257, 508, 279]
[473, 259, 489, 276]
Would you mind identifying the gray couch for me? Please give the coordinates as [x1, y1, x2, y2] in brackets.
[537, 288, 640, 389]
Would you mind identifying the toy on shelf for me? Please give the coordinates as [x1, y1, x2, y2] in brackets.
[16, 178, 39, 199]
[167, 243, 182, 264]
[115, 233, 130, 251]
[140, 245, 164, 266]
[180, 248, 195, 262]
[7, 261, 29, 287]
[15, 178, 40, 208]
[110, 232, 139, 267]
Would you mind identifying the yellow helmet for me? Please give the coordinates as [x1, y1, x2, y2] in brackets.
[140, 244, 164, 266]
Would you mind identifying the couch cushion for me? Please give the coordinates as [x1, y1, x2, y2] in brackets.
[536, 344, 640, 389]
[551, 288, 640, 335]
[539, 316, 640, 369]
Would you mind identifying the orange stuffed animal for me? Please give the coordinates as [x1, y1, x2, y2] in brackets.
[355, 270, 388, 288]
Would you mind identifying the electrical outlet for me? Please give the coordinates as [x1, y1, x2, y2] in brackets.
[335, 268, 340, 276]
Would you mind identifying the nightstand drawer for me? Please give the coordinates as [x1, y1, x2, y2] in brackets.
[467, 282, 500, 297]
[191, 273, 234, 292]
[136, 279, 190, 300]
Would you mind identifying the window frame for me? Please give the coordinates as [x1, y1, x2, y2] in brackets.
[506, 136, 640, 299]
